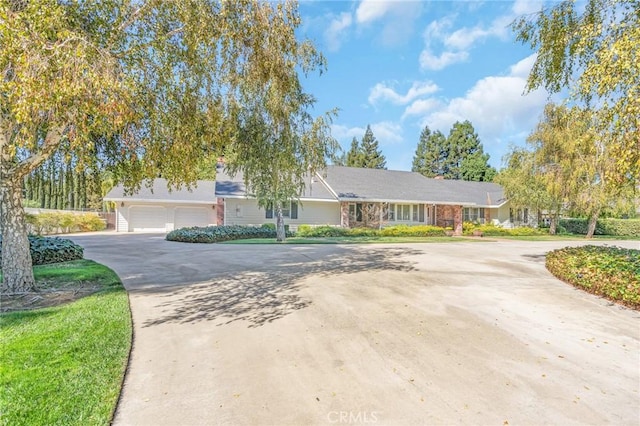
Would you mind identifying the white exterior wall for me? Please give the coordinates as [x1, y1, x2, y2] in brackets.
[493, 204, 511, 226]
[223, 198, 340, 230]
[115, 202, 216, 232]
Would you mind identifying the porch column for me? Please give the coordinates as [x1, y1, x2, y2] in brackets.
[216, 198, 225, 225]
[453, 205, 463, 236]
[340, 202, 350, 228]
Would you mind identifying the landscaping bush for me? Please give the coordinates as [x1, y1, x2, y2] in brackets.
[462, 223, 547, 237]
[25, 212, 106, 235]
[296, 225, 350, 237]
[546, 245, 640, 309]
[0, 236, 84, 266]
[559, 218, 640, 237]
[379, 225, 446, 237]
[166, 225, 294, 243]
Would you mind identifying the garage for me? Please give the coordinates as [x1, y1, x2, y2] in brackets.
[175, 207, 210, 229]
[129, 206, 168, 232]
[105, 178, 217, 232]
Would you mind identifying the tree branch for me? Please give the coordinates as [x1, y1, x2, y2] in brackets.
[9, 126, 65, 180]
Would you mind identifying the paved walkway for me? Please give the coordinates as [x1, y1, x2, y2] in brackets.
[68, 234, 640, 425]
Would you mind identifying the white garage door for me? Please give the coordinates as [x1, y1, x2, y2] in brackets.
[174, 207, 210, 229]
[129, 206, 167, 232]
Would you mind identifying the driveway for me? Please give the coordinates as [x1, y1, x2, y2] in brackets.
[68, 233, 640, 425]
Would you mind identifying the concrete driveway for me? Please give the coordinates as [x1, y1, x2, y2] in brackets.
[68, 233, 640, 426]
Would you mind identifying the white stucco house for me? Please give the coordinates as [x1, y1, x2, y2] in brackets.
[105, 165, 518, 234]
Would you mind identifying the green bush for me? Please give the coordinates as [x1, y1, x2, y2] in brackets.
[296, 225, 350, 237]
[380, 225, 446, 237]
[296, 224, 446, 238]
[0, 236, 84, 266]
[261, 223, 290, 232]
[166, 225, 294, 243]
[26, 212, 106, 235]
[462, 223, 547, 237]
[546, 246, 640, 309]
[559, 218, 640, 237]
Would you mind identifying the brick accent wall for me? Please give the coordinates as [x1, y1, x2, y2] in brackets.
[435, 205, 463, 235]
[216, 198, 225, 225]
[340, 202, 350, 228]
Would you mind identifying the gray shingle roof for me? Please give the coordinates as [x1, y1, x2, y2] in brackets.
[320, 166, 506, 207]
[215, 166, 336, 201]
[105, 166, 507, 207]
[105, 178, 216, 203]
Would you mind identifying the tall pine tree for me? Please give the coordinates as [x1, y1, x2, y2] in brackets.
[345, 137, 363, 167]
[444, 120, 495, 181]
[412, 126, 447, 177]
[359, 125, 386, 169]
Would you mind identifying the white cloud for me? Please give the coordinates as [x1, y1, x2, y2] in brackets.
[416, 55, 549, 158]
[355, 0, 423, 46]
[331, 124, 366, 142]
[355, 0, 393, 24]
[512, 0, 544, 15]
[402, 98, 441, 119]
[324, 12, 353, 52]
[418, 1, 543, 71]
[419, 16, 470, 70]
[368, 80, 439, 105]
[419, 49, 469, 71]
[370, 121, 403, 145]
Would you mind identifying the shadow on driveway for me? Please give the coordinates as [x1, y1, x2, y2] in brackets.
[141, 245, 421, 328]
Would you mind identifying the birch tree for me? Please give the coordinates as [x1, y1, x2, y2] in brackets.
[0, 0, 334, 291]
[513, 0, 639, 217]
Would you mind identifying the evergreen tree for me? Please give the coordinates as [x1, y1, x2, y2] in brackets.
[444, 120, 495, 181]
[412, 126, 447, 177]
[359, 125, 386, 169]
[345, 137, 363, 167]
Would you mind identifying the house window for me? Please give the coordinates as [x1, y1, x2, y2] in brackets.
[387, 204, 395, 221]
[265, 201, 298, 219]
[463, 207, 485, 223]
[393, 204, 425, 222]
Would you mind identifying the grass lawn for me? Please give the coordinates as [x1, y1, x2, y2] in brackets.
[0, 260, 132, 425]
[222, 236, 485, 244]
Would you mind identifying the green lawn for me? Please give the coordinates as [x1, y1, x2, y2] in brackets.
[222, 236, 484, 244]
[0, 260, 132, 425]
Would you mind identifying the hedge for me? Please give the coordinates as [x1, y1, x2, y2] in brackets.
[546, 245, 640, 309]
[296, 224, 446, 238]
[559, 218, 640, 237]
[0, 236, 84, 266]
[25, 212, 106, 235]
[462, 222, 547, 237]
[166, 225, 293, 243]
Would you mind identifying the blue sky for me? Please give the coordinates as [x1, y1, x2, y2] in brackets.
[297, 0, 555, 171]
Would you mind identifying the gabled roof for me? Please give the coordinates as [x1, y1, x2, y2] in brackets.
[215, 166, 337, 201]
[105, 178, 216, 204]
[105, 166, 507, 207]
[319, 166, 506, 207]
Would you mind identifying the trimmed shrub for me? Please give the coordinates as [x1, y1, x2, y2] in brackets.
[296, 225, 349, 237]
[379, 225, 446, 237]
[462, 223, 547, 237]
[296, 224, 446, 238]
[0, 236, 84, 266]
[559, 218, 640, 237]
[546, 245, 640, 309]
[166, 225, 294, 243]
[25, 211, 106, 235]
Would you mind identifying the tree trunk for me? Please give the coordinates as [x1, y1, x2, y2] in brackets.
[549, 214, 557, 235]
[586, 209, 600, 239]
[0, 177, 36, 292]
[275, 205, 286, 242]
